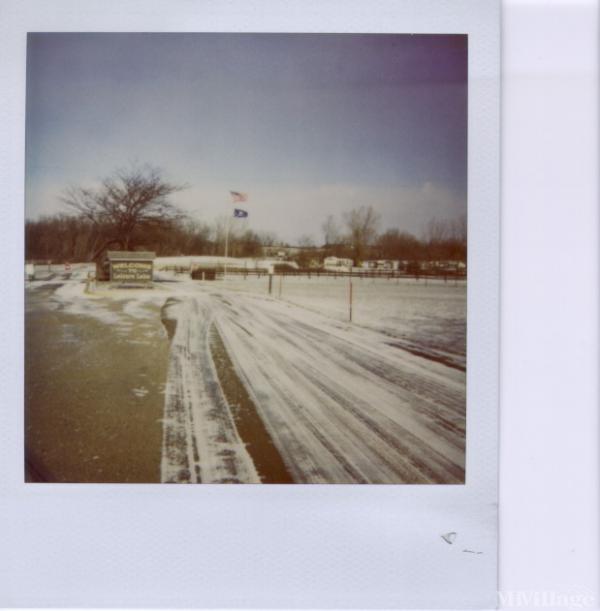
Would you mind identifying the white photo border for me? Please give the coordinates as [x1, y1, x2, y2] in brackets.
[0, 0, 500, 607]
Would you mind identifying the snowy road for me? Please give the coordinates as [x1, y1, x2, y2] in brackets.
[160, 296, 260, 484]
[165, 287, 466, 484]
[26, 271, 466, 484]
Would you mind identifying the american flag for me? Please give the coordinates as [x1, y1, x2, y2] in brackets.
[230, 190, 248, 203]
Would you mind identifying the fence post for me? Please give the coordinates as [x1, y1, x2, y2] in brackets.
[348, 273, 353, 323]
[268, 273, 273, 295]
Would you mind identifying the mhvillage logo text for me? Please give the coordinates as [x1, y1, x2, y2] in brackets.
[498, 590, 596, 608]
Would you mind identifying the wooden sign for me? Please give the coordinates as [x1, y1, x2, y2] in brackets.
[110, 260, 153, 283]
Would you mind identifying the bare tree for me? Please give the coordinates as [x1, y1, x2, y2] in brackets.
[257, 231, 279, 247]
[62, 164, 186, 257]
[376, 229, 422, 261]
[449, 214, 467, 262]
[321, 214, 340, 246]
[450, 213, 467, 243]
[211, 215, 228, 255]
[424, 218, 451, 244]
[295, 235, 316, 268]
[423, 216, 467, 263]
[298, 235, 315, 248]
[237, 229, 263, 257]
[181, 219, 212, 255]
[211, 213, 253, 256]
[342, 205, 380, 264]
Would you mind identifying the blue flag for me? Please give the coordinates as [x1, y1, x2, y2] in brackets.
[233, 208, 248, 218]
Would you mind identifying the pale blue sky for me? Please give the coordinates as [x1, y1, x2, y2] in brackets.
[26, 33, 467, 243]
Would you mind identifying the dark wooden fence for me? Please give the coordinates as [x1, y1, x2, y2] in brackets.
[213, 268, 467, 281]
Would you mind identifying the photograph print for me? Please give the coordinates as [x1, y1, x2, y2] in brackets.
[25, 33, 468, 484]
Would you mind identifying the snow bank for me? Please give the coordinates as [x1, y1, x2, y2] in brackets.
[154, 255, 297, 272]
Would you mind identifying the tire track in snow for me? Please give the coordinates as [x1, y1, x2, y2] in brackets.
[213, 291, 466, 484]
[160, 296, 259, 483]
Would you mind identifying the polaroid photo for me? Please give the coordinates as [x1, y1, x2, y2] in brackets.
[0, 0, 500, 607]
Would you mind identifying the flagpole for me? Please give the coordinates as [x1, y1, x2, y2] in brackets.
[224, 191, 247, 280]
[224, 209, 230, 280]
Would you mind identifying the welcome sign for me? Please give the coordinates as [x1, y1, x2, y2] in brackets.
[110, 260, 153, 283]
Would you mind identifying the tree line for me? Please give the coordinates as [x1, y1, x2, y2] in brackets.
[25, 165, 466, 265]
[24, 213, 279, 262]
[319, 209, 466, 265]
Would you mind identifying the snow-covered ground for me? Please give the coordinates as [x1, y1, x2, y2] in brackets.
[160, 296, 260, 483]
[26, 271, 466, 484]
[218, 275, 467, 370]
[211, 289, 465, 483]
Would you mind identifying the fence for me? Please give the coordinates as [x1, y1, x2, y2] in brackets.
[207, 270, 467, 328]
[212, 268, 467, 281]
